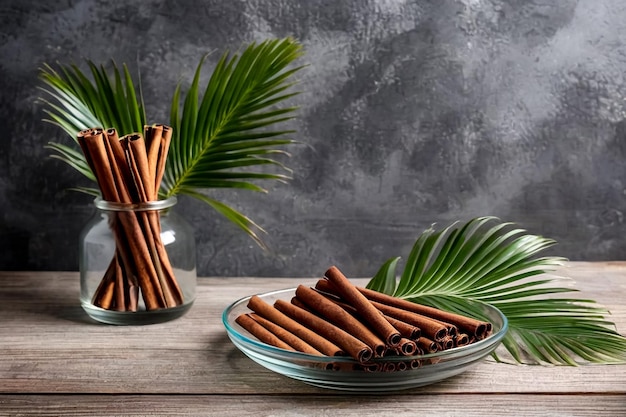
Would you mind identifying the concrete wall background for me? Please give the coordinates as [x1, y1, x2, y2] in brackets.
[1, 0, 625, 277]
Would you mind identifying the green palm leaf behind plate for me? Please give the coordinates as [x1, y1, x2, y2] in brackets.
[366, 217, 626, 365]
[38, 38, 304, 244]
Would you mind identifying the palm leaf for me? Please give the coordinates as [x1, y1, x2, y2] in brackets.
[183, 189, 267, 249]
[366, 216, 626, 365]
[38, 38, 304, 245]
[162, 38, 304, 241]
[163, 38, 304, 197]
[45, 143, 95, 182]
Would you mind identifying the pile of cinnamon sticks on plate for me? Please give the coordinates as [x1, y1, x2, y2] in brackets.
[78, 125, 183, 312]
[236, 266, 492, 372]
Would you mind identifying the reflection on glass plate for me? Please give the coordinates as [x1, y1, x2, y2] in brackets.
[222, 288, 508, 392]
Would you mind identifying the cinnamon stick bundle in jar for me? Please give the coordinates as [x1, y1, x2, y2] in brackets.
[78, 125, 183, 312]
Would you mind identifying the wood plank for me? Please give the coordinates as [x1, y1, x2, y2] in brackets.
[1, 394, 625, 416]
[0, 263, 625, 396]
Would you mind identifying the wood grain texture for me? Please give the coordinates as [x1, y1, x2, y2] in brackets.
[0, 262, 625, 415]
[0, 395, 625, 417]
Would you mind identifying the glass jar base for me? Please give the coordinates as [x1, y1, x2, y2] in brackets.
[81, 300, 195, 325]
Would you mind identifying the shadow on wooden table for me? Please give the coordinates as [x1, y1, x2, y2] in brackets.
[0, 271, 99, 325]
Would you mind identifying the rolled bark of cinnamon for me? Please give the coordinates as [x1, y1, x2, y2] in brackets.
[294, 285, 386, 357]
[357, 286, 489, 338]
[324, 266, 401, 347]
[313, 278, 339, 297]
[248, 313, 323, 355]
[146, 124, 172, 193]
[382, 315, 421, 341]
[91, 259, 116, 310]
[430, 318, 457, 338]
[439, 335, 455, 351]
[316, 275, 489, 344]
[313, 285, 423, 342]
[123, 133, 183, 307]
[235, 313, 295, 351]
[397, 337, 418, 356]
[274, 299, 373, 363]
[247, 295, 344, 357]
[144, 124, 163, 180]
[417, 336, 439, 354]
[455, 333, 470, 347]
[369, 300, 448, 342]
[289, 296, 314, 313]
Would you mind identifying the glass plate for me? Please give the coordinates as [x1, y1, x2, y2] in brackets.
[222, 287, 508, 392]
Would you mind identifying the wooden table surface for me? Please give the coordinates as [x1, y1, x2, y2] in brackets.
[0, 262, 625, 416]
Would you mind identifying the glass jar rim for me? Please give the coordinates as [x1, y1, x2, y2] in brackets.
[94, 196, 177, 212]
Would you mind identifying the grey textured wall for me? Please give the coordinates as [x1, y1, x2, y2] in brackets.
[1, 0, 625, 277]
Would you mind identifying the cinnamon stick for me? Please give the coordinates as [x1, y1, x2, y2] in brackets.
[124, 133, 183, 307]
[455, 333, 470, 347]
[154, 125, 172, 193]
[315, 279, 448, 342]
[383, 315, 421, 341]
[125, 134, 156, 201]
[294, 285, 386, 357]
[273, 299, 373, 363]
[79, 129, 120, 201]
[104, 129, 134, 203]
[235, 313, 295, 351]
[439, 336, 454, 351]
[125, 133, 176, 308]
[357, 286, 489, 338]
[312, 285, 422, 341]
[369, 300, 448, 342]
[113, 253, 126, 311]
[417, 336, 438, 354]
[324, 266, 401, 347]
[248, 313, 323, 355]
[91, 258, 116, 309]
[397, 337, 418, 356]
[247, 295, 344, 357]
[144, 124, 163, 183]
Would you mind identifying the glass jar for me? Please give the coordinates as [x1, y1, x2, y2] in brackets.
[79, 196, 196, 325]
